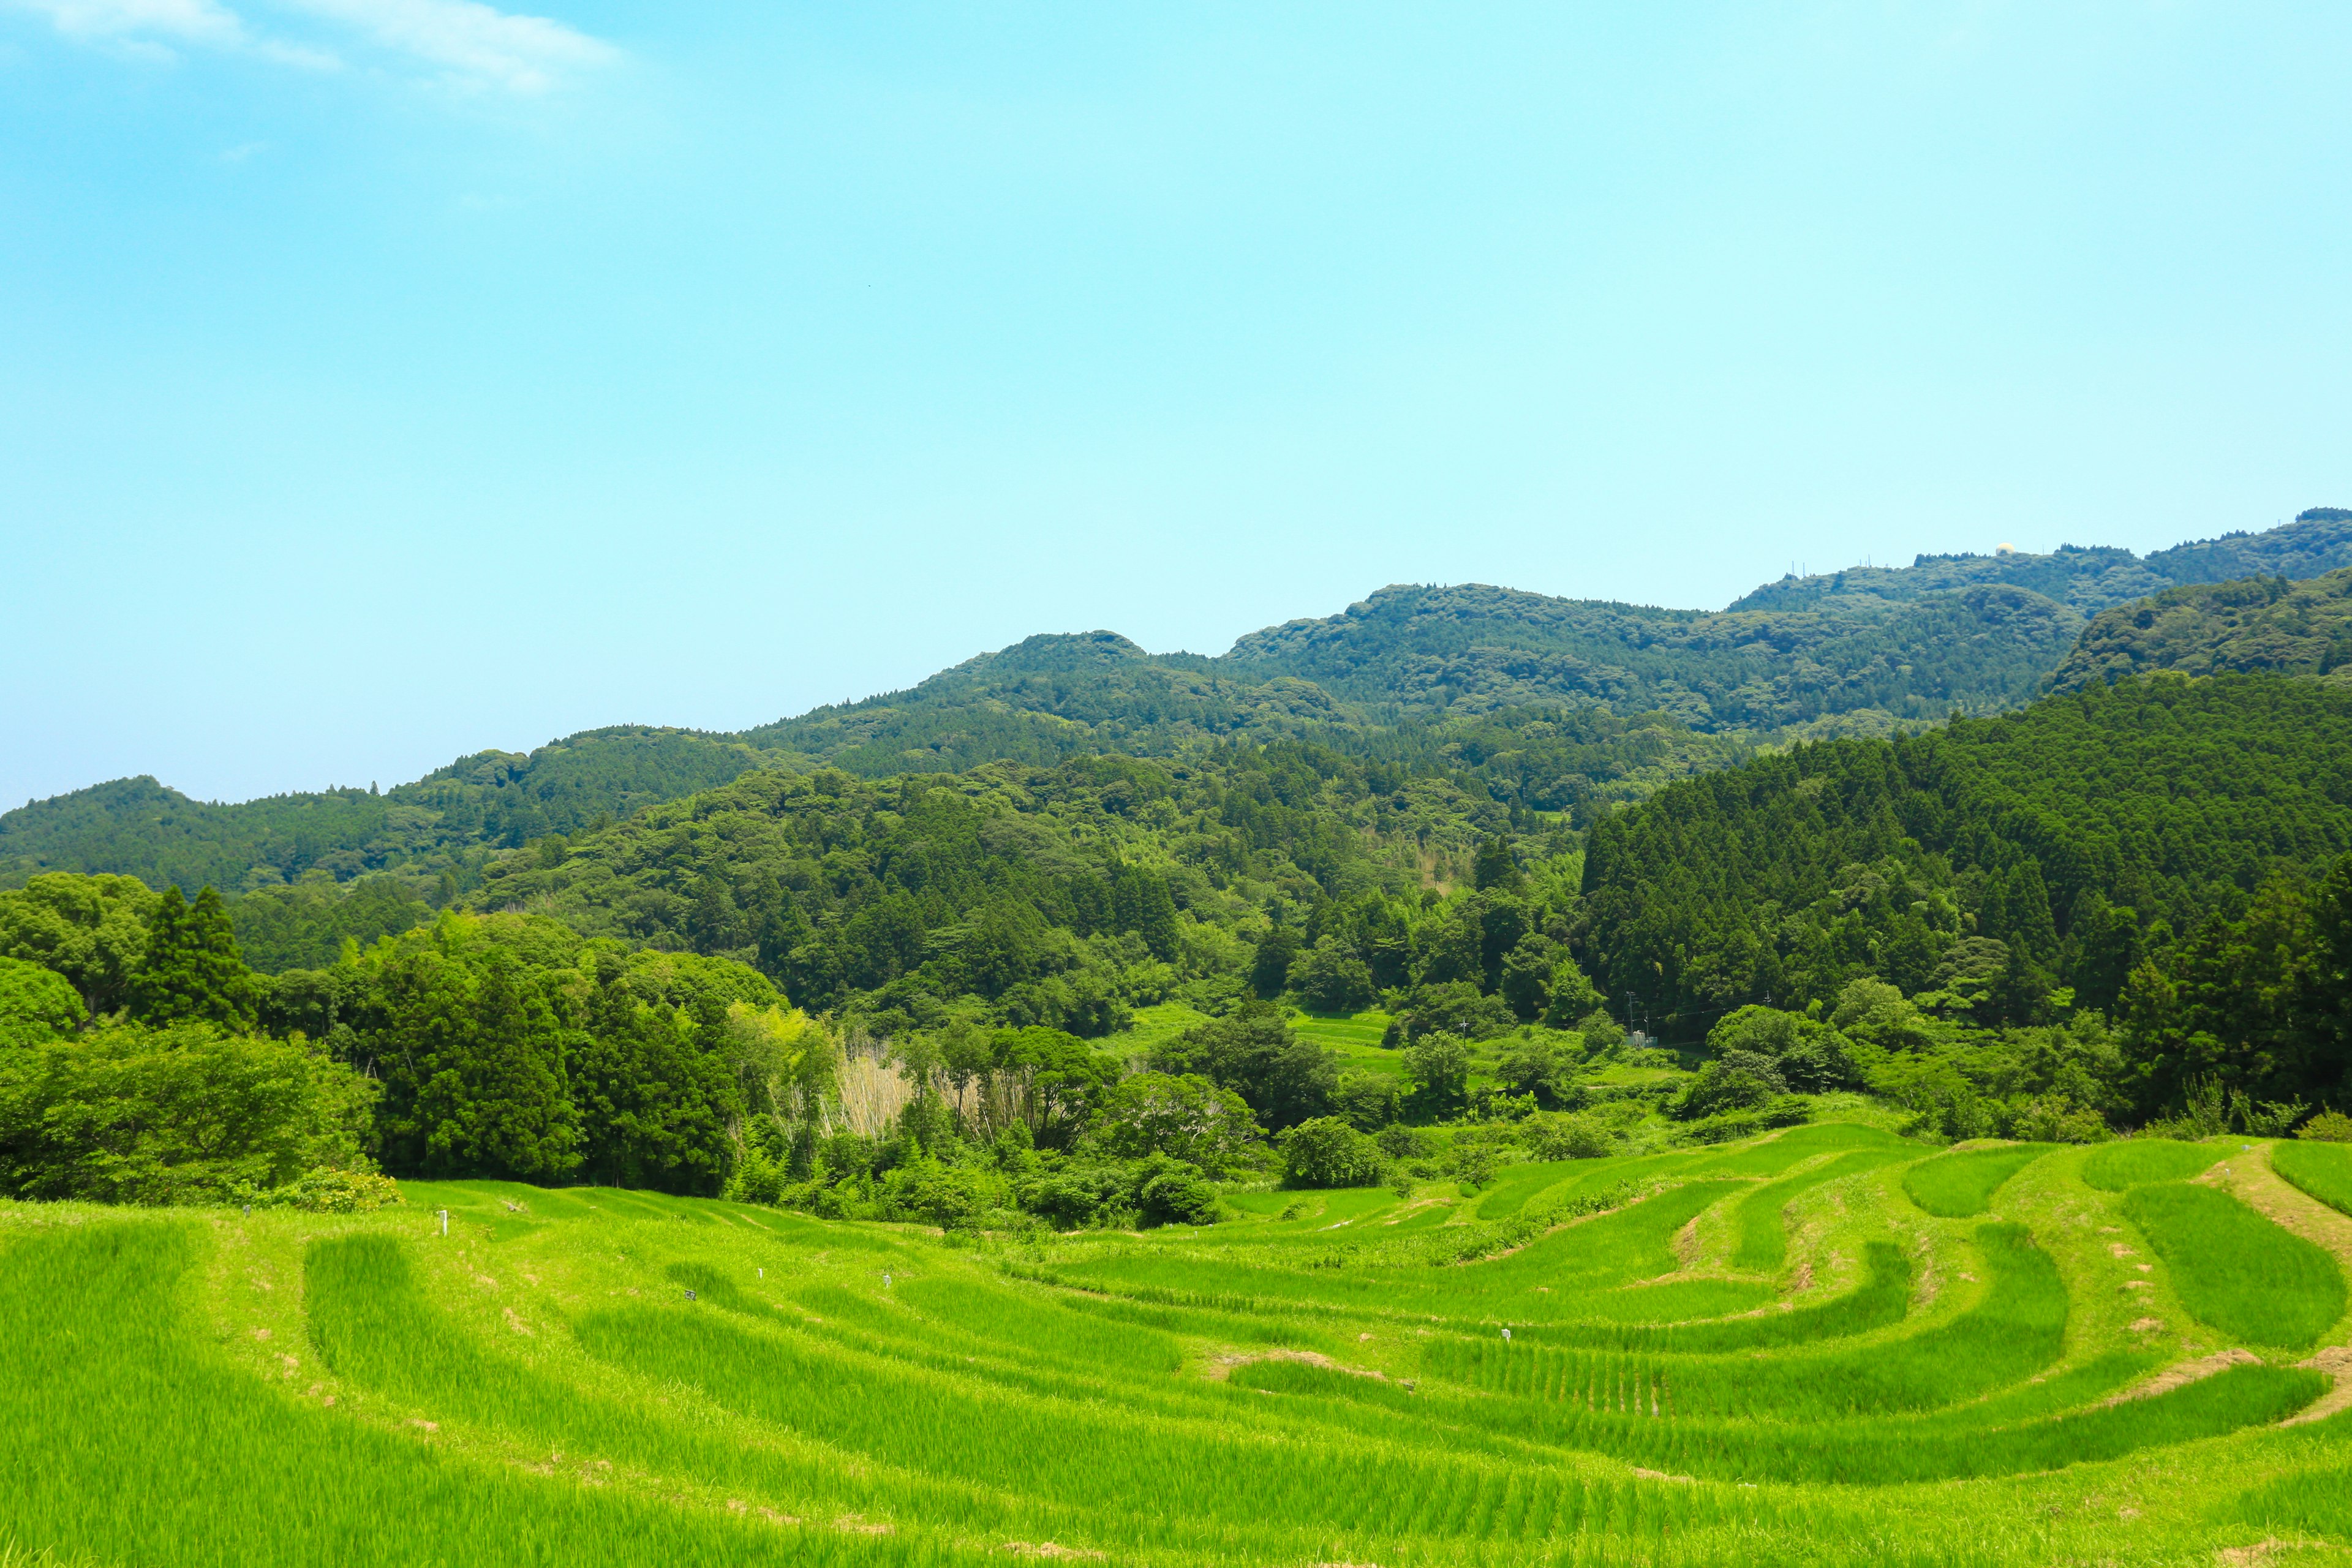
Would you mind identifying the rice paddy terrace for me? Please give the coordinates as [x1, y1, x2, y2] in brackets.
[9, 1125, 2352, 1567]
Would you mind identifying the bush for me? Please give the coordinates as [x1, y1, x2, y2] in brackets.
[0, 1024, 379, 1206]
[1676, 1051, 1787, 1119]
[2299, 1110, 2352, 1142]
[1136, 1157, 1220, 1226]
[1333, 1073, 1401, 1131]
[0, 955, 87, 1047]
[252, 1167, 404, 1213]
[1279, 1117, 1386, 1188]
[1525, 1110, 1615, 1160]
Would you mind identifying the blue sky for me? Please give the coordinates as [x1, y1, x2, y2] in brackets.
[5, 2, 2348, 807]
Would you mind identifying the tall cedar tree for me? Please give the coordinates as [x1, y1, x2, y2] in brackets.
[129, 886, 256, 1029]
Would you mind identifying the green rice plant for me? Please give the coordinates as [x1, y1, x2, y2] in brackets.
[1502, 1238, 1914, 1352]
[1475, 1161, 1578, 1219]
[1901, 1144, 2055, 1216]
[1425, 1223, 2063, 1421]
[2120, 1182, 2348, 1351]
[307, 1236, 950, 1525]
[568, 1302, 1760, 1547]
[2078, 1139, 2223, 1191]
[2231, 1463, 2352, 1539]
[1729, 1149, 1902, 1272]
[2271, 1138, 2352, 1218]
[1250, 1344, 2319, 1486]
[0, 1223, 957, 1568]
[894, 1276, 1188, 1375]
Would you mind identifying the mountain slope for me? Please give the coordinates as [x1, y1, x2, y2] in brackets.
[10, 510, 2350, 918]
[2047, 567, 2352, 694]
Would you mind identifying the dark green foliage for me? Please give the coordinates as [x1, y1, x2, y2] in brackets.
[0, 727, 777, 896]
[0, 870, 157, 1014]
[231, 877, 434, 972]
[2052, 567, 2352, 692]
[128, 884, 257, 1028]
[1152, 1002, 1338, 1132]
[2116, 854, 2352, 1114]
[1279, 1116, 1387, 1188]
[1580, 674, 2352, 1039]
[0, 1023, 377, 1203]
[1088, 1071, 1261, 1174]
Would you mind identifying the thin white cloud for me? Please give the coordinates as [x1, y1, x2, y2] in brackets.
[276, 0, 613, 91]
[8, 0, 611, 88]
[19, 0, 245, 47]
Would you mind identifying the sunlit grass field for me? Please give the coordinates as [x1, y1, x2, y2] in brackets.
[6, 1125, 2351, 1566]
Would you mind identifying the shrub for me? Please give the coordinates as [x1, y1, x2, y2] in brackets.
[1677, 1052, 1786, 1119]
[0, 1024, 379, 1206]
[0, 955, 87, 1047]
[252, 1167, 404, 1213]
[1278, 1117, 1386, 1189]
[2299, 1110, 2352, 1142]
[1525, 1110, 1617, 1160]
[1136, 1160, 1221, 1227]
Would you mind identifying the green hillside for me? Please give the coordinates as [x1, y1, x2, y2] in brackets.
[2050, 566, 2352, 693]
[15, 512, 2351, 937]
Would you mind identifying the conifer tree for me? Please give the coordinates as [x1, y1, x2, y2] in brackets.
[129, 885, 257, 1030]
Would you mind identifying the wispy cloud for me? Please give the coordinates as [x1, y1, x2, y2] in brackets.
[7, 0, 612, 89]
[277, 0, 614, 92]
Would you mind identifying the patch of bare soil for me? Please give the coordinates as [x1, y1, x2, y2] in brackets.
[2103, 1348, 2261, 1406]
[999, 1543, 1105, 1559]
[2284, 1345, 2352, 1427]
[1207, 1349, 1385, 1383]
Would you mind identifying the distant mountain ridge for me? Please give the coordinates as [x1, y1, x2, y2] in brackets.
[9, 508, 2352, 903]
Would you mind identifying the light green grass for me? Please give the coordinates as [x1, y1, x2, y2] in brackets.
[2272, 1138, 2352, 1218]
[2078, 1139, 2223, 1191]
[2120, 1182, 2347, 1351]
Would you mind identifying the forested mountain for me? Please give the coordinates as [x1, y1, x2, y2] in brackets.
[1579, 673, 2352, 1080]
[1726, 507, 2352, 613]
[9, 511, 2352, 974]
[2048, 567, 2352, 693]
[0, 728, 779, 906]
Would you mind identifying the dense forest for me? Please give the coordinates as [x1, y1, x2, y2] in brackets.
[2050, 567, 2352, 692]
[8, 519, 2352, 1222]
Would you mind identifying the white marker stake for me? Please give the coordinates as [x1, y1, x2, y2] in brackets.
[438, 1209, 449, 1237]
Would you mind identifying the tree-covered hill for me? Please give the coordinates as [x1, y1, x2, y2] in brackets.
[1219, 581, 2082, 729]
[11, 511, 2350, 950]
[1578, 673, 2352, 1046]
[1725, 507, 2352, 614]
[468, 742, 1541, 1033]
[2047, 567, 2352, 693]
[0, 727, 782, 900]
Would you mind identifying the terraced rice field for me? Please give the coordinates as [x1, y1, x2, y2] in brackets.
[6, 1126, 2351, 1566]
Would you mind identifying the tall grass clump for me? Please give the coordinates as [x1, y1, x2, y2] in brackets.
[2271, 1139, 2352, 1218]
[1901, 1144, 2054, 1217]
[2078, 1140, 2221, 1191]
[2120, 1182, 2347, 1351]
